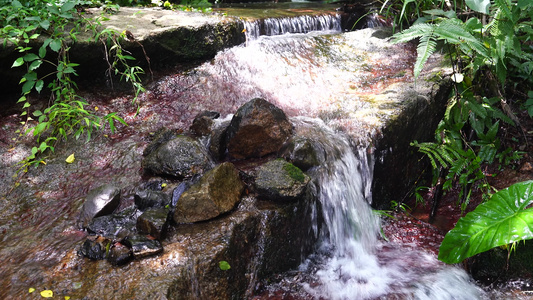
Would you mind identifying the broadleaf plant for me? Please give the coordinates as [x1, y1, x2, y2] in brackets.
[438, 180, 533, 264]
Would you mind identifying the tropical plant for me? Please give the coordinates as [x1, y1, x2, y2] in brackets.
[438, 180, 533, 264]
[1, 0, 144, 173]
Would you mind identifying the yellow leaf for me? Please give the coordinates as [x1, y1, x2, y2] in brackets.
[65, 153, 75, 164]
[29, 288, 35, 293]
[40, 290, 53, 297]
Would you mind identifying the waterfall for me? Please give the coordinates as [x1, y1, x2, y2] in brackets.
[285, 118, 484, 299]
[243, 14, 342, 39]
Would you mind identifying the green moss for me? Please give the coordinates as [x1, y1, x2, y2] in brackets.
[281, 160, 305, 183]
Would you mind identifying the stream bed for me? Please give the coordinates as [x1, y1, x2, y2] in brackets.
[0, 7, 528, 299]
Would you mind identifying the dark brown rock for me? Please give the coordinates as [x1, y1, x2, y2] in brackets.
[225, 98, 293, 159]
[174, 162, 244, 223]
[136, 207, 170, 240]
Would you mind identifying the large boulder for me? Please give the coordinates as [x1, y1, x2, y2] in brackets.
[255, 159, 310, 202]
[225, 98, 293, 159]
[174, 162, 244, 223]
[78, 184, 121, 228]
[142, 135, 214, 178]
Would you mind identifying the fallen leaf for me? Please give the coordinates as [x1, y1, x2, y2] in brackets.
[40, 290, 53, 297]
[65, 153, 75, 164]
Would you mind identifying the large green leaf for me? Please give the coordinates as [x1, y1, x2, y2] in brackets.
[438, 180, 533, 264]
[465, 0, 491, 14]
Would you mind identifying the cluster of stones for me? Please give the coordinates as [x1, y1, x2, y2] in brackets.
[78, 98, 322, 265]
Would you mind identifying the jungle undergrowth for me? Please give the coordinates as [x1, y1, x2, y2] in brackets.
[1, 0, 149, 180]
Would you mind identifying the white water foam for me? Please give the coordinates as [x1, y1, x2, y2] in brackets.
[291, 117, 484, 299]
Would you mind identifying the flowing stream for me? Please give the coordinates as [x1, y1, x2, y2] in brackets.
[0, 7, 522, 299]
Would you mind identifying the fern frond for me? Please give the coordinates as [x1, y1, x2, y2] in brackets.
[435, 19, 490, 58]
[414, 33, 437, 78]
[391, 23, 436, 44]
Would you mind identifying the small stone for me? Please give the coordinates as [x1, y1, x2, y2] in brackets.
[123, 235, 163, 259]
[79, 236, 112, 260]
[136, 207, 170, 240]
[108, 242, 133, 266]
[134, 190, 171, 210]
[78, 184, 121, 228]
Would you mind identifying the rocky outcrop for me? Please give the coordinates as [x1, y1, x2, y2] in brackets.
[174, 162, 244, 223]
[225, 98, 294, 159]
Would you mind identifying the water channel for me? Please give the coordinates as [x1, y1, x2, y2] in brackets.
[0, 2, 527, 299]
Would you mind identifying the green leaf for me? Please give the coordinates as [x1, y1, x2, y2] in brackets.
[218, 260, 231, 271]
[465, 0, 491, 14]
[438, 180, 533, 264]
[49, 39, 62, 52]
[12, 57, 24, 68]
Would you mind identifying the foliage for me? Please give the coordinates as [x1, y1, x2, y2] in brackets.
[438, 180, 533, 264]
[391, 0, 530, 211]
[1, 0, 142, 172]
[389, 0, 533, 263]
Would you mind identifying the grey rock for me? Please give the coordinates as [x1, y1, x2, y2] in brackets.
[78, 184, 121, 228]
[142, 135, 214, 178]
[255, 159, 310, 202]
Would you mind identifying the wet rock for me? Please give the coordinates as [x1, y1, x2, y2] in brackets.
[279, 136, 326, 171]
[225, 98, 293, 159]
[143, 128, 179, 157]
[123, 234, 163, 259]
[79, 236, 112, 260]
[78, 184, 121, 228]
[142, 135, 214, 178]
[107, 242, 133, 266]
[209, 119, 231, 161]
[86, 207, 140, 239]
[174, 162, 244, 223]
[136, 207, 170, 240]
[134, 190, 171, 210]
[190, 110, 220, 136]
[255, 159, 310, 202]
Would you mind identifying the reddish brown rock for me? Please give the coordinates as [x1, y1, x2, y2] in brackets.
[225, 98, 293, 159]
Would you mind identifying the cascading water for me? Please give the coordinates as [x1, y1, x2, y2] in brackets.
[273, 118, 484, 299]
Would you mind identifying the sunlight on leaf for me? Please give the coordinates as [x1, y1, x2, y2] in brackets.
[65, 153, 75, 164]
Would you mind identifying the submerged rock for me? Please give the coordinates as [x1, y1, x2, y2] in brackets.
[255, 159, 310, 202]
[142, 135, 214, 178]
[225, 98, 294, 159]
[174, 162, 244, 223]
[78, 184, 121, 228]
[123, 235, 163, 259]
